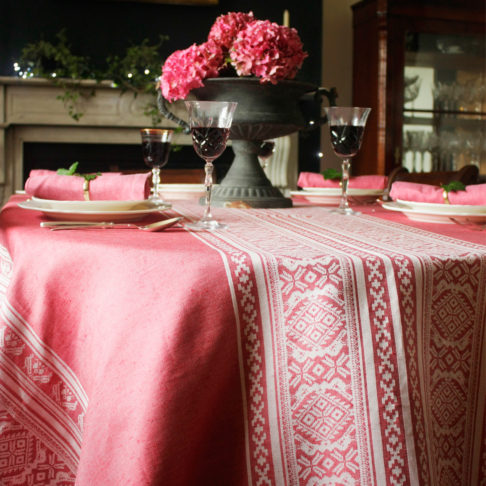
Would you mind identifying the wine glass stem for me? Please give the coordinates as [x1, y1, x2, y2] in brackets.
[340, 158, 351, 211]
[152, 167, 161, 198]
[202, 161, 214, 222]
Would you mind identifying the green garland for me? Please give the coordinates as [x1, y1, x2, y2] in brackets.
[15, 30, 168, 123]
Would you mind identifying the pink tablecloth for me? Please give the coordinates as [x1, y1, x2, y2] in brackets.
[0, 196, 485, 485]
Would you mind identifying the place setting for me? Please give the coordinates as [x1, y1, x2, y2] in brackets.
[291, 106, 387, 210]
[18, 128, 177, 228]
[382, 179, 486, 227]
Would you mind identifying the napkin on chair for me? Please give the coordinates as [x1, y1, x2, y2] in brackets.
[389, 181, 486, 205]
[297, 172, 388, 189]
[25, 170, 152, 201]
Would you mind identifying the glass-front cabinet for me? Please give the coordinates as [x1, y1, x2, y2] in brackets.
[351, 0, 486, 178]
[403, 32, 485, 174]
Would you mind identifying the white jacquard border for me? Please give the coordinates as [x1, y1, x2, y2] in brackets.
[0, 244, 88, 472]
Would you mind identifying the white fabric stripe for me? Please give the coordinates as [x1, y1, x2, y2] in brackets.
[2, 301, 88, 407]
[348, 256, 382, 486]
[384, 255, 419, 485]
[183, 230, 253, 486]
[416, 258, 436, 485]
[249, 251, 288, 486]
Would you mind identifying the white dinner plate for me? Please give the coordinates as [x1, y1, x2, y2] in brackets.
[396, 199, 486, 214]
[30, 197, 164, 212]
[291, 188, 383, 205]
[382, 201, 486, 224]
[19, 198, 172, 222]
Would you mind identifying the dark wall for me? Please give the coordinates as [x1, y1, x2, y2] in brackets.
[0, 0, 324, 173]
[0, 0, 322, 85]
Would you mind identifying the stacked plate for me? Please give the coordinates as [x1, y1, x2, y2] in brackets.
[18, 198, 171, 222]
[382, 200, 486, 224]
[158, 184, 207, 201]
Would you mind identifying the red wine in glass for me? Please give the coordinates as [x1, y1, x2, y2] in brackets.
[142, 140, 171, 168]
[259, 141, 275, 159]
[329, 126, 365, 158]
[324, 107, 371, 215]
[140, 128, 173, 204]
[258, 140, 275, 169]
[185, 100, 237, 231]
[190, 127, 230, 161]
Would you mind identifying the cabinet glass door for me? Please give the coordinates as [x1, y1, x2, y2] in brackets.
[403, 32, 485, 174]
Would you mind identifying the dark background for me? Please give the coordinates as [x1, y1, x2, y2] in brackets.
[0, 0, 324, 178]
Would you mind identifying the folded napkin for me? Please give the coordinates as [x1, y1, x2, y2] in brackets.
[297, 172, 388, 189]
[389, 181, 486, 205]
[25, 170, 151, 201]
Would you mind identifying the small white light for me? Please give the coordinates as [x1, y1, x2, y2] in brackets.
[144, 69, 150, 75]
[318, 152, 324, 158]
[309, 120, 315, 125]
[13, 63, 20, 71]
[127, 72, 133, 78]
[51, 72, 57, 78]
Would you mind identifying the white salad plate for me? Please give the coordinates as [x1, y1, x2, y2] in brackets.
[291, 188, 383, 205]
[382, 201, 486, 224]
[19, 198, 172, 222]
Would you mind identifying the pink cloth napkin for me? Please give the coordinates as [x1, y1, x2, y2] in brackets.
[25, 169, 151, 201]
[389, 181, 486, 205]
[297, 172, 388, 189]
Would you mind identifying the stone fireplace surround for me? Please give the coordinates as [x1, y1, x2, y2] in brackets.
[0, 76, 297, 205]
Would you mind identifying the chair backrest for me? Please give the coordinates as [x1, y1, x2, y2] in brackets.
[387, 165, 479, 192]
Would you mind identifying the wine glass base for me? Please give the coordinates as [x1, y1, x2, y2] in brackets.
[148, 194, 169, 207]
[331, 207, 361, 216]
[185, 220, 227, 231]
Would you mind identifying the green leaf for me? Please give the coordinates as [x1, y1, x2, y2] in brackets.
[81, 172, 101, 182]
[57, 161, 79, 175]
[56, 163, 101, 182]
[441, 180, 466, 193]
[322, 168, 342, 180]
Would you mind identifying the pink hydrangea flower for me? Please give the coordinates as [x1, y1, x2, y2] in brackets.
[208, 11, 255, 51]
[160, 40, 224, 102]
[230, 20, 308, 84]
[159, 12, 308, 101]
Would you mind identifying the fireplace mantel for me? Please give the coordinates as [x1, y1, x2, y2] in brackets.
[0, 76, 190, 202]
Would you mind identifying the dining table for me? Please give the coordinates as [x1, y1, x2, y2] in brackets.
[0, 193, 484, 486]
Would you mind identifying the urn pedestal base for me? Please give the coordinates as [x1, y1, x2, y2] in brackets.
[210, 140, 292, 208]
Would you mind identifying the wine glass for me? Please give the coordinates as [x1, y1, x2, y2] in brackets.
[259, 140, 276, 170]
[184, 100, 237, 230]
[140, 128, 173, 205]
[324, 106, 371, 215]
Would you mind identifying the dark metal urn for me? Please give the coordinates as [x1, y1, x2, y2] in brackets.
[158, 77, 337, 208]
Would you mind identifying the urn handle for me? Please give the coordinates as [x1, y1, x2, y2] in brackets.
[157, 92, 191, 134]
[304, 86, 338, 127]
